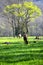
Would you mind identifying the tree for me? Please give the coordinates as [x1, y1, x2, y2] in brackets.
[4, 2, 42, 36]
[21, 2, 41, 33]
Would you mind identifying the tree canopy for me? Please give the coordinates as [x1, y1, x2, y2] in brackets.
[4, 2, 42, 35]
[4, 2, 41, 19]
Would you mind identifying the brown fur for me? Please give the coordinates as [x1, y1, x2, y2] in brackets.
[23, 34, 28, 44]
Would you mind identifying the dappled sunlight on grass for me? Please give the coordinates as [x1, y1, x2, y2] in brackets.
[0, 37, 43, 65]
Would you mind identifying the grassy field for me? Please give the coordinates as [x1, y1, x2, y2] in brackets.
[0, 37, 43, 65]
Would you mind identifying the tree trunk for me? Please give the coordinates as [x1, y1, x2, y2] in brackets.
[12, 21, 15, 37]
[25, 22, 28, 34]
[17, 19, 20, 35]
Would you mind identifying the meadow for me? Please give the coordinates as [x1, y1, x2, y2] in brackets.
[0, 36, 43, 65]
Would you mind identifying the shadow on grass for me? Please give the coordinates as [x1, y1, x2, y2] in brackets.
[0, 53, 43, 63]
[0, 41, 43, 52]
[0, 41, 43, 63]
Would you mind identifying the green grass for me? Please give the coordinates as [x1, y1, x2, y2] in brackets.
[0, 36, 43, 65]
